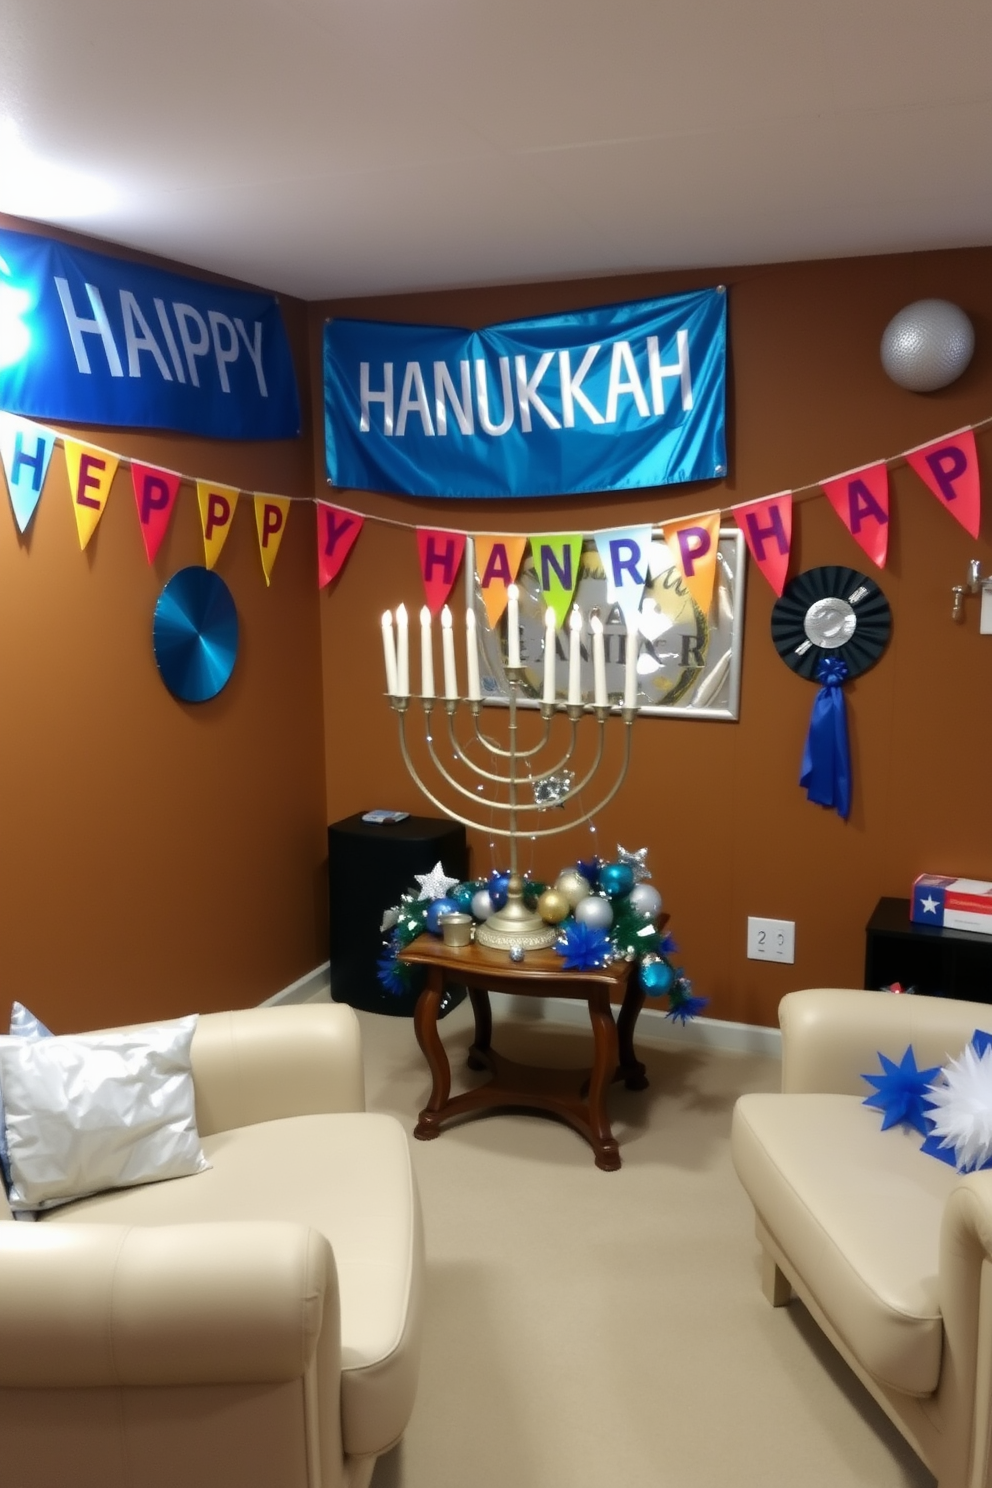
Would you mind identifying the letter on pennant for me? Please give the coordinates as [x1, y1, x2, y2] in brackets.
[821, 464, 889, 568]
[0, 413, 55, 533]
[417, 528, 466, 614]
[317, 503, 364, 589]
[254, 495, 291, 587]
[474, 536, 527, 628]
[533, 535, 584, 628]
[733, 493, 792, 596]
[662, 512, 721, 613]
[131, 462, 181, 564]
[905, 429, 981, 538]
[593, 527, 651, 626]
[63, 439, 119, 550]
[196, 481, 239, 569]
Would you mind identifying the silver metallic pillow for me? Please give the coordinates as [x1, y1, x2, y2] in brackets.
[0, 1016, 209, 1214]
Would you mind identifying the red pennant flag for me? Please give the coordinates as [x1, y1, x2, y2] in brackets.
[317, 503, 364, 589]
[417, 528, 466, 614]
[131, 463, 181, 563]
[732, 492, 792, 596]
[821, 463, 890, 568]
[905, 428, 981, 538]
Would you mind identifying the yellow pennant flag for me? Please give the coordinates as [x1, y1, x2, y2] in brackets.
[254, 494, 291, 586]
[63, 440, 120, 550]
[474, 535, 527, 629]
[196, 482, 240, 570]
[663, 511, 721, 614]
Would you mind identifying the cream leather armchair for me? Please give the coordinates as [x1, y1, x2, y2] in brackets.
[0, 1003, 424, 1488]
[733, 988, 992, 1488]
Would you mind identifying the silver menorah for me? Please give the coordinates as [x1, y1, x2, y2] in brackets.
[381, 589, 640, 951]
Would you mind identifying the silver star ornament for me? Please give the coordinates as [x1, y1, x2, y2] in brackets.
[414, 861, 460, 901]
[616, 845, 651, 881]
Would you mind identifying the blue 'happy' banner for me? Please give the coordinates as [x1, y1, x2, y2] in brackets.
[0, 228, 300, 440]
[323, 289, 726, 498]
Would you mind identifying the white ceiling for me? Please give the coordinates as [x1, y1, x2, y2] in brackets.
[1, 0, 990, 301]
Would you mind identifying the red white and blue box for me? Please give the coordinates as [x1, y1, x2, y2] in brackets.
[911, 875, 992, 935]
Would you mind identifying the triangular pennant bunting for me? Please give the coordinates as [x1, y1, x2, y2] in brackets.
[661, 513, 721, 613]
[821, 463, 890, 568]
[905, 428, 981, 538]
[0, 413, 56, 534]
[417, 528, 466, 614]
[131, 463, 181, 564]
[474, 535, 527, 628]
[254, 495, 291, 586]
[594, 527, 652, 626]
[733, 492, 792, 596]
[532, 534, 584, 628]
[63, 439, 120, 550]
[317, 502, 364, 589]
[196, 481, 239, 570]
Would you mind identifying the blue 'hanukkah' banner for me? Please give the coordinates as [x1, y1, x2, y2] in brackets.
[323, 288, 726, 498]
[0, 228, 300, 440]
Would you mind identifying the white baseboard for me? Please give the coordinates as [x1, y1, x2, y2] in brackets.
[260, 961, 331, 1007]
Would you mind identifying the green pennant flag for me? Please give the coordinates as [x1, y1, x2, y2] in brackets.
[531, 534, 584, 628]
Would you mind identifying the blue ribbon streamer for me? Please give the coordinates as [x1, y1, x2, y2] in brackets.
[799, 657, 851, 819]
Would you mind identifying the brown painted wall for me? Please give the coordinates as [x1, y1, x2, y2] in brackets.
[0, 216, 328, 1032]
[311, 248, 992, 1027]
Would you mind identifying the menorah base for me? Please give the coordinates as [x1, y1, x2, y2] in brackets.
[475, 913, 558, 952]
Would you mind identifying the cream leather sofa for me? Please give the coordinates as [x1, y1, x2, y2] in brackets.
[733, 987, 992, 1488]
[0, 1004, 424, 1488]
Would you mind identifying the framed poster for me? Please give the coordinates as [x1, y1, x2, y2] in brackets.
[467, 527, 746, 721]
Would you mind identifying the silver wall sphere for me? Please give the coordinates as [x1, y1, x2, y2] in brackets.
[880, 300, 975, 393]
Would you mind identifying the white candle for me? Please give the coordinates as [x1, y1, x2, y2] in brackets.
[466, 608, 482, 701]
[506, 583, 520, 667]
[568, 606, 583, 705]
[441, 605, 458, 699]
[395, 604, 409, 697]
[420, 605, 435, 697]
[624, 616, 639, 709]
[590, 613, 607, 706]
[543, 606, 557, 704]
[381, 610, 398, 695]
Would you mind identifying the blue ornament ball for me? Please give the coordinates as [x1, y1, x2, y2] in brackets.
[574, 894, 614, 931]
[639, 957, 675, 995]
[599, 862, 635, 898]
[470, 889, 494, 921]
[488, 872, 511, 911]
[426, 897, 460, 935]
[452, 882, 477, 912]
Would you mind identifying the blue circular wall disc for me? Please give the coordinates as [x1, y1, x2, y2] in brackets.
[153, 567, 238, 703]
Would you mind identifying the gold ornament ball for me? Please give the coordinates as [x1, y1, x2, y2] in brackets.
[554, 870, 592, 909]
[538, 888, 570, 924]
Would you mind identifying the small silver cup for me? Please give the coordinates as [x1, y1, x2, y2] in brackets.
[440, 912, 473, 948]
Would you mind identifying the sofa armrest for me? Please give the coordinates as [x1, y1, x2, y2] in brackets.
[0, 1221, 338, 1388]
[938, 1175, 992, 1488]
[779, 988, 983, 1095]
[192, 1004, 365, 1135]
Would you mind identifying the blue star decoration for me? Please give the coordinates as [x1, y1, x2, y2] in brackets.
[555, 920, 612, 971]
[665, 973, 708, 1024]
[862, 1045, 941, 1134]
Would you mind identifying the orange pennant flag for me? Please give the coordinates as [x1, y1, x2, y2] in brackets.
[63, 440, 119, 550]
[196, 482, 239, 570]
[663, 512, 721, 613]
[254, 494, 291, 586]
[474, 536, 528, 628]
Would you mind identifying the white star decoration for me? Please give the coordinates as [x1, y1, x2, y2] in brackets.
[927, 1043, 992, 1171]
[414, 861, 460, 901]
[617, 845, 651, 881]
[920, 895, 939, 915]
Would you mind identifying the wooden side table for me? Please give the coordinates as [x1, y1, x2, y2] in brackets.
[397, 934, 647, 1170]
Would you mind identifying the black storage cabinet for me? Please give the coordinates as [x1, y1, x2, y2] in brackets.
[328, 813, 468, 1016]
[865, 896, 992, 1005]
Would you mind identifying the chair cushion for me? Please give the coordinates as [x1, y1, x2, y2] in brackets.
[732, 1092, 957, 1396]
[42, 1111, 422, 1457]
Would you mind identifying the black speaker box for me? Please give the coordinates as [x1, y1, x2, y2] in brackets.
[328, 813, 468, 1016]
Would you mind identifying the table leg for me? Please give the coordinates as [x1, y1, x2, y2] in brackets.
[467, 989, 492, 1070]
[413, 969, 450, 1140]
[616, 980, 648, 1090]
[586, 988, 621, 1171]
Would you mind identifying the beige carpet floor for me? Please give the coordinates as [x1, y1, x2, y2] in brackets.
[357, 1000, 934, 1488]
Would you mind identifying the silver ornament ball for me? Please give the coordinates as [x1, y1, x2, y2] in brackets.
[574, 894, 614, 931]
[628, 883, 663, 920]
[509, 945, 525, 963]
[881, 299, 975, 393]
[470, 889, 494, 921]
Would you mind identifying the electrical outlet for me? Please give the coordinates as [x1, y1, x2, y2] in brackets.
[747, 917, 795, 963]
